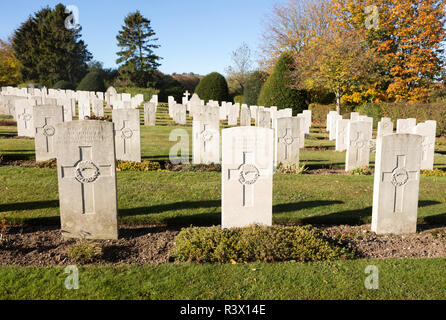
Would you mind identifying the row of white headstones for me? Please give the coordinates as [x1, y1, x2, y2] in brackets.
[1, 87, 436, 238]
[51, 120, 429, 239]
[0, 87, 159, 162]
[326, 111, 437, 171]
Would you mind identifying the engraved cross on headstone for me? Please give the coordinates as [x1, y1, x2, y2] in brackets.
[35, 117, 56, 153]
[61, 146, 112, 214]
[228, 151, 269, 207]
[18, 110, 32, 129]
[351, 131, 367, 162]
[382, 155, 419, 213]
[116, 120, 134, 155]
[278, 128, 298, 159]
[200, 124, 214, 153]
[421, 137, 434, 161]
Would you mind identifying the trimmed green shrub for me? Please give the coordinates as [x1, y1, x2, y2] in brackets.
[257, 51, 307, 114]
[243, 71, 267, 106]
[77, 72, 106, 92]
[194, 72, 230, 103]
[171, 225, 353, 263]
[53, 80, 75, 90]
[117, 160, 161, 172]
[67, 242, 103, 264]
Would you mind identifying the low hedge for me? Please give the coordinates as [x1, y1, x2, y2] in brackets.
[309, 102, 446, 136]
[116, 160, 161, 172]
[171, 225, 354, 263]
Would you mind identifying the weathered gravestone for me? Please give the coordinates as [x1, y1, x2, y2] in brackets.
[33, 105, 63, 161]
[326, 111, 338, 134]
[275, 117, 300, 167]
[296, 114, 306, 148]
[222, 127, 273, 229]
[57, 98, 73, 122]
[350, 112, 360, 121]
[16, 101, 35, 137]
[413, 121, 436, 170]
[256, 109, 271, 128]
[302, 110, 312, 135]
[192, 106, 220, 164]
[144, 102, 157, 126]
[345, 121, 373, 171]
[112, 109, 141, 162]
[55, 121, 118, 240]
[335, 118, 349, 151]
[92, 99, 104, 117]
[228, 104, 239, 126]
[240, 106, 251, 126]
[396, 118, 416, 134]
[78, 98, 90, 120]
[377, 118, 393, 139]
[174, 103, 186, 125]
[371, 133, 422, 234]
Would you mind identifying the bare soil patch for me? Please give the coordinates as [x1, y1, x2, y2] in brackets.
[0, 224, 445, 266]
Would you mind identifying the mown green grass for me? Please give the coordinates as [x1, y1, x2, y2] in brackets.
[1, 167, 445, 226]
[0, 258, 445, 300]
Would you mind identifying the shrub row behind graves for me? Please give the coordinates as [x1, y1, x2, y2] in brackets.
[421, 169, 446, 177]
[171, 225, 354, 263]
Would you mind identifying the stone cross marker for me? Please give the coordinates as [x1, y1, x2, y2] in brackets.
[192, 106, 220, 164]
[144, 102, 157, 126]
[372, 133, 422, 234]
[33, 105, 63, 161]
[16, 101, 35, 137]
[275, 117, 300, 167]
[346, 121, 373, 171]
[222, 127, 273, 229]
[55, 121, 118, 240]
[112, 109, 141, 162]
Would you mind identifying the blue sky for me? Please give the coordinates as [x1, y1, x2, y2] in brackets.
[0, 0, 279, 75]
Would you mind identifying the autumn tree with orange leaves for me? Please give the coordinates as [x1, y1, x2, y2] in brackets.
[0, 40, 21, 86]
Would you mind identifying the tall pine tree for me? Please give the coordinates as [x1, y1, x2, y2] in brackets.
[116, 11, 161, 87]
[12, 4, 92, 86]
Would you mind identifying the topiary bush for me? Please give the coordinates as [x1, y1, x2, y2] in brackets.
[243, 71, 266, 106]
[194, 72, 230, 103]
[171, 225, 354, 263]
[53, 80, 75, 90]
[77, 72, 106, 92]
[257, 51, 307, 114]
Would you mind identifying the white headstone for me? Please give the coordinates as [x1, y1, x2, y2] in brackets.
[144, 102, 157, 126]
[33, 105, 64, 161]
[345, 121, 373, 171]
[413, 121, 436, 170]
[192, 106, 220, 164]
[335, 118, 349, 152]
[112, 109, 141, 162]
[55, 120, 118, 240]
[372, 133, 422, 234]
[16, 101, 35, 137]
[222, 127, 273, 229]
[377, 118, 393, 138]
[397, 118, 416, 134]
[275, 117, 301, 167]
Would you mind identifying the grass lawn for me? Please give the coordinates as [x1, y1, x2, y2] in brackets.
[1, 106, 446, 300]
[0, 258, 445, 300]
[1, 168, 446, 226]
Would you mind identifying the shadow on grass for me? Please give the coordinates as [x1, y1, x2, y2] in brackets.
[273, 200, 343, 213]
[300, 200, 442, 225]
[119, 200, 220, 217]
[0, 200, 59, 213]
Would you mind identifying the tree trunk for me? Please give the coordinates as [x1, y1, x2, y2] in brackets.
[335, 92, 341, 114]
